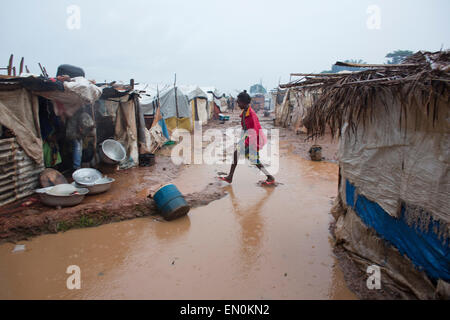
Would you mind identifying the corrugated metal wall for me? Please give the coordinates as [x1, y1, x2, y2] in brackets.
[0, 138, 43, 206]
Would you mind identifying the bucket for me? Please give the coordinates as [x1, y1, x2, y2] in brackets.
[153, 184, 190, 221]
[218, 114, 230, 121]
[309, 145, 322, 161]
[139, 153, 155, 167]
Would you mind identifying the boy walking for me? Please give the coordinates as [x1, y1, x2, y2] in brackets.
[219, 90, 275, 185]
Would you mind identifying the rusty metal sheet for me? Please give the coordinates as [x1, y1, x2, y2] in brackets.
[0, 137, 43, 206]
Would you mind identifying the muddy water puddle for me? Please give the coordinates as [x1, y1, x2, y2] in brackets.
[0, 150, 356, 299]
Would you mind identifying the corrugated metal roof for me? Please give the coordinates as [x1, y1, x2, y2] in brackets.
[0, 138, 43, 206]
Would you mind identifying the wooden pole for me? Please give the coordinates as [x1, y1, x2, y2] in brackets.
[8, 54, 13, 76]
[19, 57, 24, 75]
[174, 73, 179, 123]
[335, 61, 418, 68]
[38, 63, 45, 76]
[291, 73, 351, 77]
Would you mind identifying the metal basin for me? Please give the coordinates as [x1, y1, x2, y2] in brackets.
[46, 183, 78, 196]
[35, 186, 89, 207]
[72, 168, 102, 185]
[72, 177, 115, 195]
[100, 139, 126, 164]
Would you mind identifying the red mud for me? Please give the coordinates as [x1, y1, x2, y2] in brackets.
[0, 155, 226, 244]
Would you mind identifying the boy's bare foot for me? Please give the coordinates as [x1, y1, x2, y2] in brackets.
[218, 176, 232, 183]
[261, 177, 275, 186]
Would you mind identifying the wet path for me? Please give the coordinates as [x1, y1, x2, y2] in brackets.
[0, 137, 356, 299]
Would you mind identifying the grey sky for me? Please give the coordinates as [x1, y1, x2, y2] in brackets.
[1, 0, 449, 93]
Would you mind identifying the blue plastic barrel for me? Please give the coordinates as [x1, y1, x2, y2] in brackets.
[153, 184, 190, 221]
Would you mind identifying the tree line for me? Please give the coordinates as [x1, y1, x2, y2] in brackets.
[321, 50, 414, 73]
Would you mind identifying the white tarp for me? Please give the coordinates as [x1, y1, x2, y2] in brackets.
[136, 84, 193, 119]
[37, 77, 102, 117]
[338, 90, 449, 224]
[193, 98, 208, 125]
[183, 86, 208, 101]
[135, 83, 171, 116]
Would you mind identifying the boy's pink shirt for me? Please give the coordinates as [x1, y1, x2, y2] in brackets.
[240, 106, 267, 150]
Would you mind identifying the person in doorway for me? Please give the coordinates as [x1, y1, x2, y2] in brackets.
[65, 107, 95, 170]
[219, 90, 275, 185]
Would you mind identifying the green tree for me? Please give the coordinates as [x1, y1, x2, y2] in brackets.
[385, 50, 414, 64]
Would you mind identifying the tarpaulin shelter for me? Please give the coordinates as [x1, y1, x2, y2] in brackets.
[96, 84, 148, 167]
[274, 88, 315, 133]
[179, 86, 209, 128]
[0, 73, 156, 206]
[137, 84, 192, 132]
[0, 74, 102, 206]
[0, 80, 43, 206]
[200, 87, 227, 120]
[296, 50, 450, 299]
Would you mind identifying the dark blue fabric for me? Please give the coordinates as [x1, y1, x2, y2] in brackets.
[345, 180, 449, 281]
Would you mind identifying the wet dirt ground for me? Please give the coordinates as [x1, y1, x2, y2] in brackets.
[0, 111, 357, 299]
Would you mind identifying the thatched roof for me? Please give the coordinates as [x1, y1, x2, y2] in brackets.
[281, 50, 450, 139]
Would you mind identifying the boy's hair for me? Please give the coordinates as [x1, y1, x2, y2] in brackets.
[237, 90, 251, 105]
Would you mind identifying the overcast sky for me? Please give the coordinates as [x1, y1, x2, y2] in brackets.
[1, 0, 449, 93]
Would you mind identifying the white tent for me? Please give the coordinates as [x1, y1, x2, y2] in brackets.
[179, 86, 209, 127]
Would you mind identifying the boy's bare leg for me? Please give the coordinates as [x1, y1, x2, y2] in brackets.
[221, 150, 238, 183]
[256, 163, 275, 182]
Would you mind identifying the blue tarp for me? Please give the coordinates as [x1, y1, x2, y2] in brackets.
[345, 180, 450, 281]
[159, 118, 170, 140]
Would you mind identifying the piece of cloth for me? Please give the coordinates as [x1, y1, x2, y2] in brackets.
[338, 90, 449, 224]
[37, 77, 102, 118]
[134, 95, 151, 153]
[114, 100, 138, 167]
[165, 117, 192, 132]
[72, 139, 82, 169]
[148, 122, 168, 153]
[159, 118, 170, 140]
[43, 140, 62, 167]
[0, 88, 43, 163]
[240, 106, 267, 150]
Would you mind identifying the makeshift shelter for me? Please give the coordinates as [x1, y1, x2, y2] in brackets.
[39, 78, 147, 169]
[272, 88, 285, 117]
[181, 86, 209, 128]
[96, 85, 147, 167]
[290, 50, 449, 299]
[0, 84, 43, 206]
[274, 88, 315, 133]
[137, 84, 192, 132]
[201, 87, 226, 119]
[0, 73, 155, 206]
[0, 74, 102, 206]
